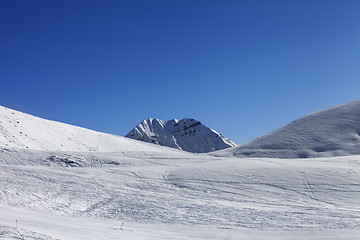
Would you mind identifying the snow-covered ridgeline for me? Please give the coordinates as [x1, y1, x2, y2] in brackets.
[0, 106, 182, 153]
[215, 100, 360, 158]
[126, 118, 236, 153]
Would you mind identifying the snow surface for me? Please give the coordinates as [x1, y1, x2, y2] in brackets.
[1, 105, 360, 239]
[0, 106, 183, 154]
[1, 148, 360, 239]
[1, 204, 360, 240]
[215, 100, 360, 158]
[125, 118, 236, 153]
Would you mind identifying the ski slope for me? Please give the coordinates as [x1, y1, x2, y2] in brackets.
[1, 104, 360, 239]
[0, 148, 360, 239]
[216, 100, 360, 158]
[0, 106, 182, 154]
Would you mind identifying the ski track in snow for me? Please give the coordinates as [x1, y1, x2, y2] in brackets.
[0, 149, 360, 239]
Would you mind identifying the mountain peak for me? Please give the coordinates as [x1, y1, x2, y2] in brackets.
[125, 118, 236, 153]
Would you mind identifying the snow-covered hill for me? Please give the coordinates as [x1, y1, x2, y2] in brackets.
[1, 104, 360, 239]
[0, 106, 183, 154]
[125, 118, 236, 153]
[215, 100, 360, 158]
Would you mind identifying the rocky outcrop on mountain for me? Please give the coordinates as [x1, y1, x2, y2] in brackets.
[125, 118, 236, 153]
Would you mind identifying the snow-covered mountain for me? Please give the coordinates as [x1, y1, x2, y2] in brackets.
[215, 100, 360, 158]
[1, 104, 360, 239]
[125, 118, 236, 153]
[0, 106, 182, 153]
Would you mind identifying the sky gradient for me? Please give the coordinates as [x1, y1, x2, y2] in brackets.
[1, 0, 360, 144]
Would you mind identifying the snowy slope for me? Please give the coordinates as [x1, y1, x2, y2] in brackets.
[0, 106, 185, 153]
[215, 100, 360, 158]
[0, 149, 360, 239]
[125, 118, 236, 153]
[0, 104, 360, 239]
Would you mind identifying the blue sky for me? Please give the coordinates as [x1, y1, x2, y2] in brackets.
[1, 0, 360, 144]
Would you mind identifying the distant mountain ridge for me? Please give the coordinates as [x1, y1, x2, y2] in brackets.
[4, 100, 360, 158]
[215, 100, 360, 158]
[125, 118, 236, 153]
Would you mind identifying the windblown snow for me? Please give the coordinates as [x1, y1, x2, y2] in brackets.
[216, 100, 360, 158]
[0, 104, 360, 239]
[125, 118, 236, 153]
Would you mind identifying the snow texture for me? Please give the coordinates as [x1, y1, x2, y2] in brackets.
[1, 104, 360, 239]
[215, 100, 360, 158]
[0, 106, 182, 154]
[1, 148, 360, 239]
[125, 118, 236, 153]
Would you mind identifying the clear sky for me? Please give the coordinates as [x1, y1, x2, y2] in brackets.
[1, 0, 360, 144]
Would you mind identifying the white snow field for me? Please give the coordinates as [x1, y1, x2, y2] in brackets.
[1, 149, 360, 239]
[0, 105, 360, 239]
[216, 100, 360, 159]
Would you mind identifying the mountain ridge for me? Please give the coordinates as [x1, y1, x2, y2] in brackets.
[214, 100, 360, 158]
[125, 118, 236, 153]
